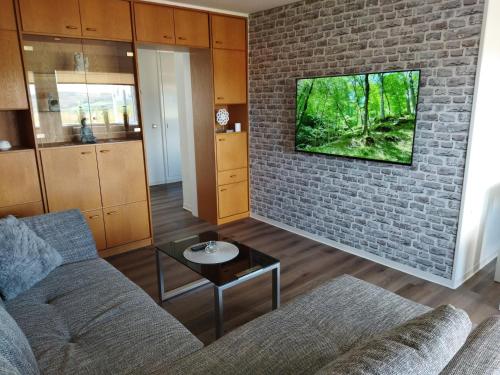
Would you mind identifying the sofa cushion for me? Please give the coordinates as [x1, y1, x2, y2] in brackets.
[314, 304, 471, 375]
[0, 216, 62, 300]
[21, 210, 98, 265]
[441, 316, 500, 375]
[163, 275, 430, 375]
[0, 302, 39, 375]
[6, 258, 203, 375]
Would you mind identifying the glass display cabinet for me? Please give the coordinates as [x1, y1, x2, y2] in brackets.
[22, 35, 141, 147]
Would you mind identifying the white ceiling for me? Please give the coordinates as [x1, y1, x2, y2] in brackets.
[152, 0, 298, 16]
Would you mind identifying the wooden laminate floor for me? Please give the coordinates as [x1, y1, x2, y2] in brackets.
[108, 182, 500, 345]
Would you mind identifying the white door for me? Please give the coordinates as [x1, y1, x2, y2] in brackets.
[159, 52, 182, 182]
[138, 49, 167, 186]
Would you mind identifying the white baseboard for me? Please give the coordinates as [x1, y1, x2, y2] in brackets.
[452, 252, 498, 289]
[250, 213, 456, 289]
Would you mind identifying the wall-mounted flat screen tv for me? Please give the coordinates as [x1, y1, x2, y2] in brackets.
[295, 70, 420, 165]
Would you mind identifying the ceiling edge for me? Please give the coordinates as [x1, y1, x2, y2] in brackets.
[144, 0, 249, 17]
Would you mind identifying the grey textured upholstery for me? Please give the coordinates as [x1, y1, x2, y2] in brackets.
[5, 258, 203, 375]
[441, 316, 500, 375]
[165, 275, 430, 375]
[315, 305, 471, 375]
[0, 303, 39, 375]
[21, 210, 98, 265]
[0, 216, 62, 300]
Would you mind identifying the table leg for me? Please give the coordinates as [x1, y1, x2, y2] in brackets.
[156, 250, 165, 304]
[272, 265, 280, 310]
[214, 286, 224, 339]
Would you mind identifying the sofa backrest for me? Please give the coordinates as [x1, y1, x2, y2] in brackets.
[20, 210, 97, 265]
[440, 316, 500, 374]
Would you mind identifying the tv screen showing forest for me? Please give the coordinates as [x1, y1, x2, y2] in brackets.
[295, 70, 420, 165]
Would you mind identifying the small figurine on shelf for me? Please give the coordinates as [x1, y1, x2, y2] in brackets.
[80, 117, 96, 144]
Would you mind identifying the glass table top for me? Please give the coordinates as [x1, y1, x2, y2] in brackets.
[156, 231, 280, 287]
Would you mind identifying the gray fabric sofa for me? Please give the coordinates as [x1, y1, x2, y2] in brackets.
[1, 210, 500, 374]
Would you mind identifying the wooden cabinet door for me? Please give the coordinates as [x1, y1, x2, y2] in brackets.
[40, 146, 102, 212]
[0, 0, 17, 31]
[80, 0, 132, 41]
[218, 181, 248, 218]
[84, 209, 106, 250]
[19, 0, 81, 36]
[211, 15, 246, 51]
[134, 3, 175, 45]
[103, 201, 150, 247]
[0, 150, 41, 207]
[96, 141, 147, 208]
[0, 30, 28, 109]
[173, 8, 209, 48]
[216, 133, 248, 171]
[0, 202, 43, 218]
[213, 49, 247, 104]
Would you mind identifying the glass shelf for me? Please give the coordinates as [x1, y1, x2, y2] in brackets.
[22, 35, 141, 147]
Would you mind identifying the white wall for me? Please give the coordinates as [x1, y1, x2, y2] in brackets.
[453, 0, 500, 287]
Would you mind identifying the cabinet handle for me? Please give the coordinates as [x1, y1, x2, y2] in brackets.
[218, 138, 225, 142]
[86, 27, 97, 32]
[178, 36, 187, 40]
[66, 25, 78, 30]
[220, 188, 227, 192]
[163, 35, 173, 39]
[215, 40, 223, 44]
[99, 150, 111, 153]
[217, 97, 224, 100]
[106, 211, 119, 216]
[230, 174, 237, 178]
[81, 151, 92, 155]
[88, 215, 100, 219]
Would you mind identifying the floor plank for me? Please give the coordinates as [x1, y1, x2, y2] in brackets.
[109, 182, 500, 344]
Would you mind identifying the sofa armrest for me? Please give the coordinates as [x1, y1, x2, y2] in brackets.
[441, 316, 500, 374]
[21, 209, 98, 265]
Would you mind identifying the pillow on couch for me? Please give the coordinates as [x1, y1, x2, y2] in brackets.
[0, 302, 39, 375]
[314, 305, 471, 375]
[0, 216, 62, 301]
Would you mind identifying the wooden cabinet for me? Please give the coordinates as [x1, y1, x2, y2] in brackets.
[0, 30, 28, 109]
[0, 201, 43, 218]
[174, 8, 209, 48]
[19, 0, 82, 37]
[0, 0, 17, 31]
[103, 201, 150, 248]
[96, 141, 147, 208]
[84, 209, 106, 250]
[40, 146, 102, 212]
[0, 150, 41, 208]
[218, 181, 248, 218]
[80, 0, 132, 41]
[211, 15, 246, 51]
[134, 2, 175, 45]
[213, 49, 247, 104]
[216, 132, 247, 171]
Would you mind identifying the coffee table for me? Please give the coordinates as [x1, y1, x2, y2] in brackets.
[155, 231, 280, 338]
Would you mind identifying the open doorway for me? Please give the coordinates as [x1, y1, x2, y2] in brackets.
[138, 48, 198, 216]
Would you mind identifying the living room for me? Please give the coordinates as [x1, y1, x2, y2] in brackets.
[0, 0, 499, 374]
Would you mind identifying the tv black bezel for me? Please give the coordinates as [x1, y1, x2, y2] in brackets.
[294, 69, 421, 166]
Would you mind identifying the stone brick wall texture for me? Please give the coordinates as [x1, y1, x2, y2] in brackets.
[248, 0, 485, 279]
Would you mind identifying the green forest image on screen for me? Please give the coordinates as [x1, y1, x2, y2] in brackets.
[295, 70, 420, 164]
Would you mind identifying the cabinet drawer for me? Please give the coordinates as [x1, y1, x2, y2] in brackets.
[84, 209, 106, 251]
[0, 201, 43, 218]
[218, 168, 247, 186]
[0, 150, 41, 207]
[103, 201, 150, 248]
[218, 181, 248, 219]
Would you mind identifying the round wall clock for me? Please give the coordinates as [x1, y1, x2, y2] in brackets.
[216, 108, 230, 126]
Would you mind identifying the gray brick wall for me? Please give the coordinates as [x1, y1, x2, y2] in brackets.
[248, 0, 485, 279]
